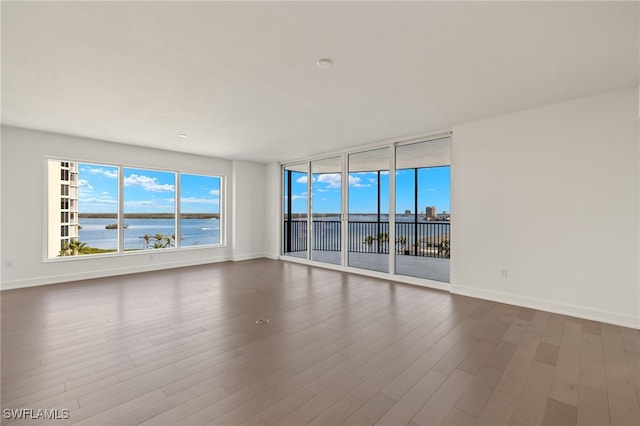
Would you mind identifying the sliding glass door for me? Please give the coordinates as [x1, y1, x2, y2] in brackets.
[282, 164, 308, 259]
[347, 148, 390, 273]
[311, 157, 342, 265]
[395, 138, 451, 282]
[281, 136, 450, 283]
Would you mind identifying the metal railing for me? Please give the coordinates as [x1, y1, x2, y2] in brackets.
[283, 220, 450, 258]
[283, 220, 307, 253]
[394, 221, 450, 258]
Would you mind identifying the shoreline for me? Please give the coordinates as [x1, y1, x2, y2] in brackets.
[79, 213, 220, 219]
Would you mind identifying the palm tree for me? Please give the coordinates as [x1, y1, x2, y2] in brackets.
[73, 240, 88, 255]
[59, 239, 88, 256]
[378, 233, 389, 253]
[140, 234, 152, 249]
[153, 233, 165, 248]
[397, 235, 407, 254]
[363, 235, 375, 252]
[59, 242, 73, 257]
[164, 234, 175, 248]
[439, 240, 450, 258]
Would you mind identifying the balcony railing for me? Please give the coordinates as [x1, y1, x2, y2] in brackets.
[283, 220, 450, 258]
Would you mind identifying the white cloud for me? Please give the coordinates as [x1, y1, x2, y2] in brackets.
[181, 197, 219, 205]
[83, 166, 117, 178]
[316, 173, 341, 188]
[124, 200, 158, 207]
[349, 175, 370, 188]
[124, 174, 175, 192]
[81, 196, 117, 205]
[296, 175, 314, 184]
[209, 189, 220, 196]
[291, 194, 306, 200]
[78, 179, 93, 191]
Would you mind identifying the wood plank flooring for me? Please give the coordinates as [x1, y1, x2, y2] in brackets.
[1, 258, 639, 425]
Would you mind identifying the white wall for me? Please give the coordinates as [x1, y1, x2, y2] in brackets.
[451, 88, 639, 328]
[0, 126, 266, 289]
[231, 160, 266, 260]
[263, 162, 281, 259]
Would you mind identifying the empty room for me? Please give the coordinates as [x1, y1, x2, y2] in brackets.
[1, 1, 639, 425]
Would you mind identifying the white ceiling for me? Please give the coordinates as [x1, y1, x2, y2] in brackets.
[2, 1, 638, 164]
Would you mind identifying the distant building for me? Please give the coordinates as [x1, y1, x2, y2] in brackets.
[48, 161, 79, 257]
[425, 206, 437, 219]
[404, 209, 411, 215]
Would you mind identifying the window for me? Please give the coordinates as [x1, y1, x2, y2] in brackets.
[123, 167, 176, 250]
[282, 164, 308, 259]
[395, 138, 451, 282]
[180, 173, 221, 247]
[311, 157, 342, 265]
[47, 159, 223, 259]
[48, 161, 119, 257]
[348, 148, 390, 273]
[280, 135, 451, 282]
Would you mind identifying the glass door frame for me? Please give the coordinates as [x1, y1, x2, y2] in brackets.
[282, 162, 311, 260]
[280, 131, 451, 282]
[310, 156, 344, 266]
[346, 146, 395, 274]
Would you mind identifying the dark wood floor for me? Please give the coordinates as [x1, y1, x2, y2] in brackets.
[1, 258, 639, 425]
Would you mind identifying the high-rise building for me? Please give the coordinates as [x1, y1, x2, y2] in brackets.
[425, 206, 437, 219]
[47, 161, 79, 257]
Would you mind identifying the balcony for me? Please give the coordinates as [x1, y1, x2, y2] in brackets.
[283, 220, 450, 282]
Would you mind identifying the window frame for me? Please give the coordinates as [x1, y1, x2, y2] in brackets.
[44, 157, 226, 261]
[279, 132, 451, 280]
[179, 172, 223, 248]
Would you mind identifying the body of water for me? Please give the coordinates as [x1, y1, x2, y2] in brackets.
[283, 215, 450, 253]
[297, 214, 446, 223]
[79, 218, 220, 250]
[79, 215, 445, 252]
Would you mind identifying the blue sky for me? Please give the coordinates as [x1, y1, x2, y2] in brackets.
[77, 163, 220, 214]
[179, 173, 220, 214]
[78, 164, 118, 213]
[287, 166, 450, 214]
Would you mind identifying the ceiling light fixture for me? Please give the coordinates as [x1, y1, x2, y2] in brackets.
[316, 58, 333, 69]
[178, 134, 187, 138]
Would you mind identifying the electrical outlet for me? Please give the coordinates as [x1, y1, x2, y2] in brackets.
[4, 260, 13, 268]
[500, 268, 508, 278]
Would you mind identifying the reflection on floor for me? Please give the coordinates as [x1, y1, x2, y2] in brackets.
[284, 250, 450, 282]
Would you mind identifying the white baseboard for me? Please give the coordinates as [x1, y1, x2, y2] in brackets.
[231, 252, 270, 262]
[1, 256, 232, 290]
[451, 284, 640, 330]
